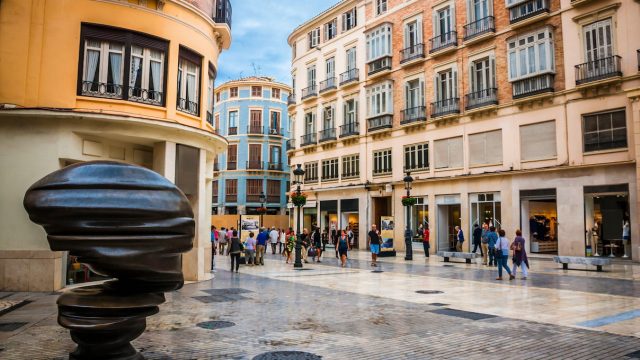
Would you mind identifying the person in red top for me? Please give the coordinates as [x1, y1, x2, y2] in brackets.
[422, 224, 430, 258]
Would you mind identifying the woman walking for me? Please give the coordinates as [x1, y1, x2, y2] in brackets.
[338, 230, 349, 267]
[511, 229, 530, 280]
[228, 230, 243, 273]
[422, 224, 430, 257]
[495, 229, 514, 280]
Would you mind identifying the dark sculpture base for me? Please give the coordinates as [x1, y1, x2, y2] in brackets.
[58, 284, 164, 360]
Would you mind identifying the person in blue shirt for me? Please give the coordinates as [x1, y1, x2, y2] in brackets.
[255, 228, 269, 266]
[455, 226, 464, 252]
[486, 226, 498, 267]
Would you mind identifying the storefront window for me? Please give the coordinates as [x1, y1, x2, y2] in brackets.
[584, 184, 631, 258]
[470, 193, 501, 234]
[521, 189, 557, 254]
[411, 197, 429, 240]
[341, 199, 359, 248]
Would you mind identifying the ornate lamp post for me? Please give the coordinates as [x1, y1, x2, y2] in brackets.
[403, 171, 414, 261]
[292, 164, 305, 268]
[259, 191, 266, 226]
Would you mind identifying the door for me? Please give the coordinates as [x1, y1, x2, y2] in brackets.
[346, 47, 356, 71]
[249, 144, 261, 169]
[405, 21, 418, 50]
[584, 18, 613, 75]
[270, 146, 281, 165]
[323, 106, 334, 130]
[326, 57, 335, 79]
[473, 0, 489, 21]
[270, 111, 280, 133]
[250, 110, 262, 132]
[438, 7, 451, 36]
[437, 70, 455, 102]
[307, 66, 316, 87]
[406, 79, 422, 109]
[305, 113, 315, 135]
[473, 58, 491, 93]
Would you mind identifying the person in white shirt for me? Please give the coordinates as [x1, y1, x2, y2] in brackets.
[495, 229, 514, 281]
[269, 227, 279, 254]
[279, 229, 286, 254]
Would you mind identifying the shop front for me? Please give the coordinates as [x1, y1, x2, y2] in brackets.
[520, 189, 558, 254]
[469, 192, 501, 231]
[340, 199, 360, 249]
[320, 200, 338, 242]
[584, 184, 631, 258]
[302, 201, 317, 232]
[411, 196, 429, 241]
[436, 195, 461, 252]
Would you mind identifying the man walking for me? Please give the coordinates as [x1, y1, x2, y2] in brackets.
[368, 224, 381, 267]
[210, 225, 217, 273]
[218, 227, 227, 256]
[269, 226, 279, 254]
[481, 223, 490, 265]
[472, 224, 483, 255]
[487, 226, 498, 266]
[312, 227, 322, 262]
[256, 228, 268, 265]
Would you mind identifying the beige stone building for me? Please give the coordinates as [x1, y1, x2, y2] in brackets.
[0, 0, 231, 290]
[288, 0, 640, 261]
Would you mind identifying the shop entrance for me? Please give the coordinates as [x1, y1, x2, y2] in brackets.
[320, 200, 338, 246]
[303, 206, 317, 233]
[341, 199, 359, 249]
[520, 189, 558, 254]
[470, 192, 501, 232]
[372, 196, 392, 249]
[436, 195, 461, 252]
[411, 197, 429, 241]
[584, 184, 631, 258]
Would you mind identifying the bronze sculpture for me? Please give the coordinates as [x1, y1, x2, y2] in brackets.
[24, 161, 195, 360]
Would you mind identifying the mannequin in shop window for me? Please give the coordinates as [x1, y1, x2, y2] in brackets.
[623, 219, 630, 258]
[591, 222, 600, 257]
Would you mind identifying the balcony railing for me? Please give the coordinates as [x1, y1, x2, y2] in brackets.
[177, 98, 199, 116]
[246, 194, 262, 203]
[128, 87, 163, 106]
[404, 163, 429, 172]
[267, 195, 280, 203]
[431, 98, 460, 118]
[300, 133, 317, 147]
[206, 111, 213, 126]
[288, 93, 296, 105]
[286, 139, 296, 151]
[340, 68, 359, 85]
[228, 126, 238, 135]
[340, 122, 359, 137]
[464, 16, 495, 41]
[401, 106, 427, 125]
[268, 127, 284, 136]
[429, 31, 457, 53]
[227, 161, 237, 170]
[509, 0, 550, 24]
[367, 114, 393, 132]
[342, 171, 360, 179]
[305, 176, 319, 184]
[367, 56, 392, 76]
[465, 88, 498, 110]
[212, 195, 219, 204]
[322, 173, 339, 182]
[213, 163, 220, 172]
[246, 160, 264, 170]
[319, 128, 337, 142]
[214, 0, 232, 29]
[247, 125, 264, 135]
[81, 81, 124, 99]
[373, 167, 392, 176]
[225, 194, 237, 203]
[400, 43, 425, 63]
[512, 73, 554, 99]
[319, 77, 337, 93]
[575, 55, 622, 85]
[267, 162, 283, 171]
[301, 84, 318, 100]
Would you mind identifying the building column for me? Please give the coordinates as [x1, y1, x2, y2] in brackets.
[153, 141, 176, 182]
[628, 90, 640, 261]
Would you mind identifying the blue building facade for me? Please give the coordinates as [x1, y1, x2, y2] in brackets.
[213, 77, 291, 215]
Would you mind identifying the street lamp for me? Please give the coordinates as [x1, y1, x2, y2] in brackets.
[259, 191, 266, 226]
[292, 164, 305, 268]
[404, 171, 414, 261]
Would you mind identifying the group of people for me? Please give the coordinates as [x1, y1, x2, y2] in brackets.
[471, 224, 530, 280]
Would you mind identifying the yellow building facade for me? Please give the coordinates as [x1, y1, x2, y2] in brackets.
[0, 0, 231, 291]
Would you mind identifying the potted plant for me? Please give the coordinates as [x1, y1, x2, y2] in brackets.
[401, 196, 417, 207]
[256, 206, 267, 214]
[290, 192, 307, 207]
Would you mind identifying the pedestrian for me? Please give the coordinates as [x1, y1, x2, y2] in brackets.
[495, 229, 514, 280]
[285, 230, 295, 264]
[472, 224, 483, 255]
[312, 226, 323, 262]
[244, 231, 257, 266]
[256, 228, 268, 265]
[228, 230, 243, 273]
[347, 226, 355, 248]
[227, 227, 234, 244]
[480, 224, 489, 265]
[210, 225, 217, 273]
[487, 226, 498, 266]
[269, 226, 279, 255]
[455, 226, 465, 252]
[338, 230, 349, 267]
[218, 227, 228, 255]
[321, 229, 328, 252]
[301, 228, 310, 263]
[368, 224, 381, 267]
[279, 228, 286, 254]
[422, 223, 430, 257]
[511, 229, 529, 280]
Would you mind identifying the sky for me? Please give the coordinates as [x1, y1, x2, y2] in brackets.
[217, 0, 338, 86]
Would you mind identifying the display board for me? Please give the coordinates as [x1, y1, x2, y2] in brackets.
[381, 216, 394, 249]
[240, 215, 260, 242]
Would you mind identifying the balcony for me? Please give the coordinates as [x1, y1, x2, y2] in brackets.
[246, 194, 262, 203]
[512, 73, 554, 99]
[319, 77, 337, 93]
[509, 0, 550, 26]
[305, 176, 319, 184]
[301, 84, 318, 100]
[206, 111, 213, 126]
[288, 93, 296, 106]
[319, 128, 337, 143]
[128, 87, 163, 106]
[342, 171, 360, 180]
[225, 194, 237, 203]
[286, 139, 296, 151]
[373, 168, 392, 176]
[431, 98, 460, 118]
[177, 97, 199, 116]
[464, 16, 495, 42]
[465, 88, 498, 110]
[367, 56, 392, 76]
[269, 127, 284, 136]
[401, 106, 427, 125]
[212, 195, 219, 204]
[267, 162, 283, 171]
[246, 160, 264, 170]
[267, 195, 280, 203]
[340, 122, 360, 138]
[81, 81, 124, 99]
[213, 163, 219, 172]
[300, 133, 317, 147]
[340, 68, 359, 86]
[214, 0, 232, 29]
[429, 31, 457, 54]
[227, 161, 237, 170]
[228, 126, 238, 135]
[575, 56, 622, 86]
[247, 125, 264, 135]
[404, 163, 429, 173]
[400, 43, 425, 64]
[367, 114, 393, 132]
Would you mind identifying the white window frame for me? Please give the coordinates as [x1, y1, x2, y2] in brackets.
[324, 18, 338, 41]
[433, 2, 456, 37]
[326, 57, 335, 79]
[404, 16, 423, 49]
[507, 26, 555, 82]
[342, 7, 358, 31]
[373, 148, 392, 175]
[129, 45, 164, 104]
[433, 65, 458, 101]
[82, 39, 125, 96]
[321, 158, 339, 181]
[366, 81, 393, 118]
[323, 104, 335, 130]
[304, 111, 316, 135]
[404, 142, 429, 171]
[342, 154, 360, 178]
[404, 76, 425, 109]
[343, 98, 358, 125]
[366, 24, 392, 62]
[307, 65, 316, 87]
[177, 57, 200, 113]
[469, 53, 496, 93]
[308, 28, 320, 49]
[376, 0, 387, 16]
[467, 0, 493, 23]
[346, 47, 357, 71]
[304, 162, 319, 181]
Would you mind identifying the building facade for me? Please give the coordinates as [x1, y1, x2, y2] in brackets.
[212, 77, 292, 215]
[288, 0, 640, 261]
[0, 0, 232, 291]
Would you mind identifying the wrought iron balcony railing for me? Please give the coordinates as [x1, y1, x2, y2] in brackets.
[267, 195, 280, 203]
[339, 68, 359, 85]
[319, 128, 337, 142]
[286, 139, 295, 151]
[227, 161, 237, 170]
[300, 133, 317, 147]
[367, 114, 393, 132]
[401, 106, 427, 125]
[225, 194, 237, 202]
[373, 167, 392, 176]
[575, 55, 622, 85]
[177, 97, 199, 116]
[206, 111, 213, 126]
[301, 84, 318, 100]
[431, 98, 460, 118]
[267, 162, 283, 171]
[319, 77, 337, 93]
[288, 93, 296, 105]
[246, 161, 264, 170]
[214, 0, 232, 29]
[340, 122, 359, 137]
[400, 43, 425, 63]
[128, 87, 163, 105]
[512, 73, 554, 99]
[247, 125, 264, 135]
[81, 81, 124, 99]
[404, 163, 429, 172]
[367, 56, 392, 76]
[463, 16, 495, 41]
[509, 0, 549, 25]
[429, 31, 457, 53]
[342, 171, 360, 179]
[465, 88, 498, 110]
[228, 126, 238, 135]
[246, 194, 262, 203]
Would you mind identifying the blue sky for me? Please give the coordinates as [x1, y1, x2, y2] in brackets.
[217, 0, 337, 86]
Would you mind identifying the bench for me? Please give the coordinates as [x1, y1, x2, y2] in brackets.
[553, 256, 611, 272]
[436, 251, 479, 264]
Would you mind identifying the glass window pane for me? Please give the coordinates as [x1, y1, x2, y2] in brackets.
[611, 111, 626, 128]
[584, 116, 598, 132]
[597, 115, 612, 131]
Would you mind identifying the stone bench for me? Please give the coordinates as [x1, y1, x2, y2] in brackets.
[437, 251, 479, 264]
[553, 256, 611, 272]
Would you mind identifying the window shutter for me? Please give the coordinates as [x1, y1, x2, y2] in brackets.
[466, 0, 473, 23]
[433, 73, 439, 101]
[468, 61, 475, 93]
[404, 23, 410, 49]
[486, 130, 503, 165]
[452, 66, 458, 98]
[469, 133, 485, 166]
[355, 99, 359, 123]
[343, 102, 348, 125]
[342, 14, 346, 32]
[450, 137, 463, 168]
[451, 3, 456, 29]
[434, 139, 448, 169]
[324, 25, 328, 42]
[489, 54, 496, 88]
[432, 11, 439, 36]
[419, 79, 425, 106]
[354, 8, 358, 27]
[521, 121, 557, 161]
[404, 82, 410, 108]
[488, 0, 494, 17]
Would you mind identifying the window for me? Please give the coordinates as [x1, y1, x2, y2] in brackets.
[307, 65, 316, 87]
[292, 42, 297, 60]
[228, 110, 238, 133]
[583, 18, 613, 63]
[251, 86, 262, 97]
[269, 146, 281, 164]
[323, 105, 335, 129]
[507, 27, 555, 81]
[325, 18, 338, 41]
[520, 121, 557, 161]
[250, 110, 262, 133]
[248, 144, 262, 169]
[583, 109, 627, 152]
[225, 179, 237, 202]
[346, 47, 357, 71]
[469, 56, 495, 92]
[366, 24, 392, 61]
[230, 87, 238, 97]
[129, 46, 165, 104]
[326, 57, 335, 79]
[206, 64, 215, 116]
[212, 180, 219, 202]
[434, 67, 458, 101]
[216, 92, 221, 103]
[270, 111, 281, 134]
[434, 137, 463, 169]
[373, 149, 392, 175]
[376, 0, 387, 15]
[304, 112, 316, 135]
[177, 47, 202, 116]
[308, 27, 320, 49]
[344, 98, 358, 125]
[342, 154, 360, 178]
[272, 88, 281, 99]
[227, 144, 237, 169]
[366, 81, 393, 117]
[304, 162, 319, 182]
[404, 142, 429, 171]
[322, 158, 339, 181]
[469, 130, 503, 166]
[468, 0, 492, 22]
[82, 40, 125, 98]
[267, 180, 281, 202]
[434, 5, 455, 36]
[247, 179, 263, 202]
[342, 7, 358, 31]
[405, 78, 424, 109]
[404, 18, 423, 49]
